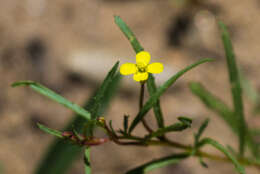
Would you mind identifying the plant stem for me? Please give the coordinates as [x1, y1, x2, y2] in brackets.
[139, 83, 153, 133]
[103, 118, 260, 169]
[114, 134, 260, 168]
[84, 148, 91, 174]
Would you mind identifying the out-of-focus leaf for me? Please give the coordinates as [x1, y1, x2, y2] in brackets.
[199, 157, 208, 168]
[85, 62, 119, 136]
[37, 123, 63, 139]
[89, 61, 119, 119]
[219, 22, 247, 155]
[197, 138, 245, 174]
[250, 129, 260, 136]
[190, 82, 259, 158]
[129, 58, 213, 133]
[109, 120, 117, 136]
[114, 16, 144, 53]
[227, 145, 238, 157]
[189, 82, 237, 131]
[34, 63, 121, 174]
[126, 153, 189, 174]
[12, 81, 91, 121]
[239, 70, 260, 115]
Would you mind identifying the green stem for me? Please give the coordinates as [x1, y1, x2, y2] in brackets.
[103, 120, 260, 169]
[160, 140, 260, 167]
[139, 83, 153, 133]
[84, 148, 91, 174]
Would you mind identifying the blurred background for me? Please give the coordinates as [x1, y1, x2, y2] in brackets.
[0, 0, 260, 173]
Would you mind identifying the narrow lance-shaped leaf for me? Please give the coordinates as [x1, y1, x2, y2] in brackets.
[129, 58, 213, 133]
[147, 75, 164, 128]
[84, 148, 91, 174]
[178, 116, 192, 125]
[219, 21, 247, 155]
[123, 115, 129, 133]
[199, 157, 208, 168]
[227, 145, 239, 157]
[34, 63, 121, 174]
[189, 82, 237, 132]
[85, 61, 120, 136]
[12, 81, 91, 121]
[89, 61, 119, 119]
[126, 153, 189, 174]
[114, 16, 144, 53]
[189, 82, 259, 158]
[194, 118, 209, 146]
[197, 138, 245, 174]
[239, 70, 260, 114]
[109, 120, 117, 136]
[37, 123, 63, 139]
[145, 117, 192, 139]
[83, 62, 119, 173]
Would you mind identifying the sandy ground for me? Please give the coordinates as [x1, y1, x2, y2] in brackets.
[0, 0, 260, 173]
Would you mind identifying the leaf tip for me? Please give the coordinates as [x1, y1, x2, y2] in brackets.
[37, 122, 44, 129]
[11, 80, 35, 88]
[114, 15, 121, 23]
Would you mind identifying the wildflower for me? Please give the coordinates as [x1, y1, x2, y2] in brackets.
[120, 51, 163, 82]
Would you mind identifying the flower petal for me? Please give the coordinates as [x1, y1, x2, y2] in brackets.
[147, 63, 164, 74]
[133, 72, 149, 82]
[120, 63, 137, 75]
[136, 51, 151, 68]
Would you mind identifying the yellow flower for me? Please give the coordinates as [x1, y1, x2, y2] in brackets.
[120, 51, 163, 82]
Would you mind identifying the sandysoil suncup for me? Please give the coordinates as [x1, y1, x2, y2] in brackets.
[120, 51, 164, 82]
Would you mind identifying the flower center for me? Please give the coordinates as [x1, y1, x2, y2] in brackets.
[136, 63, 147, 72]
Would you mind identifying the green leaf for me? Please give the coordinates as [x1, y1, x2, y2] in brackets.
[109, 120, 117, 136]
[189, 82, 237, 131]
[178, 116, 192, 126]
[114, 16, 144, 53]
[123, 115, 129, 133]
[147, 75, 164, 128]
[89, 61, 119, 119]
[250, 129, 260, 136]
[146, 117, 192, 139]
[227, 145, 238, 157]
[197, 138, 245, 174]
[126, 153, 189, 174]
[219, 21, 247, 155]
[85, 61, 120, 136]
[37, 123, 63, 139]
[194, 118, 209, 146]
[12, 81, 91, 121]
[84, 148, 91, 174]
[199, 157, 208, 168]
[129, 58, 213, 133]
[34, 63, 121, 174]
[189, 82, 259, 158]
[239, 70, 260, 115]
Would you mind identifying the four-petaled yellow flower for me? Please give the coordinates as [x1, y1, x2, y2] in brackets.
[120, 51, 163, 82]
